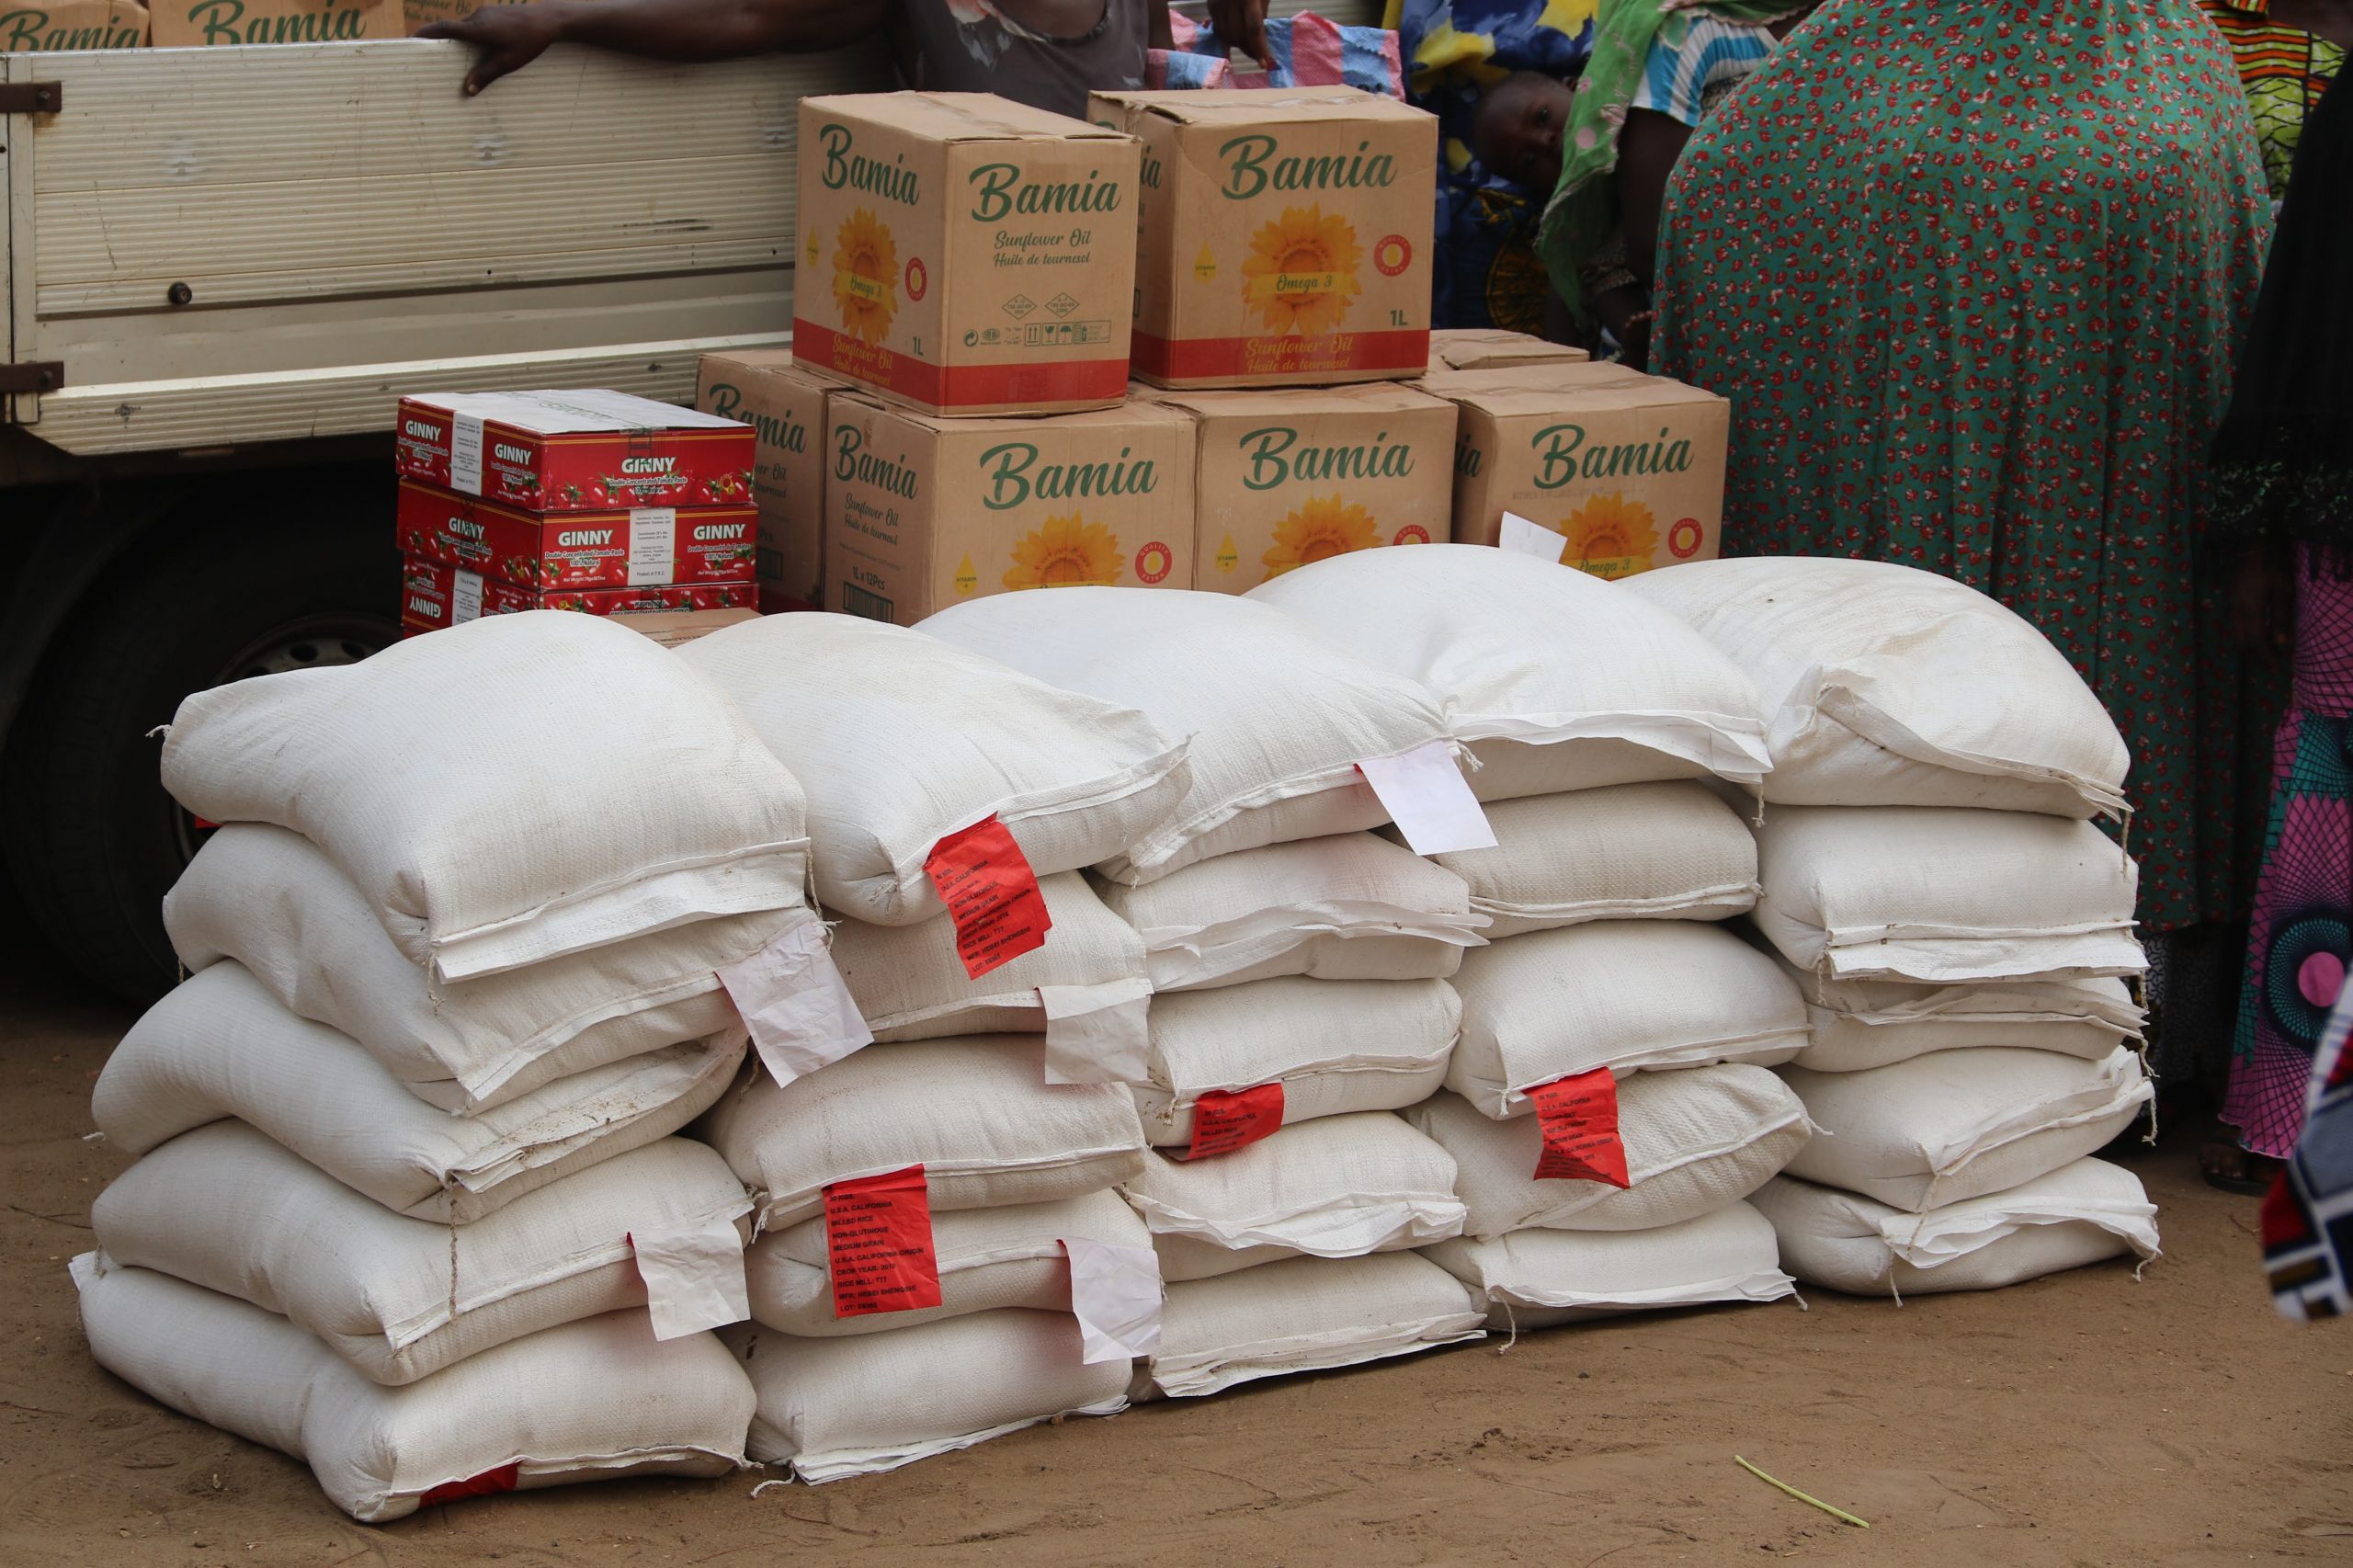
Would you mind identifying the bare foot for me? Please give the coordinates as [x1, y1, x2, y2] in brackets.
[2200, 1139, 2281, 1195]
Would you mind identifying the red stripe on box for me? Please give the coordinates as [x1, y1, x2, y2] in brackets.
[792, 322, 1127, 408]
[1131, 327, 1430, 381]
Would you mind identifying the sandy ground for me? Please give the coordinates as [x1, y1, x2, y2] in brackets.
[3, 956, 2350, 1568]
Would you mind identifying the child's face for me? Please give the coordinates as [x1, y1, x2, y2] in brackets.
[1475, 75, 1575, 194]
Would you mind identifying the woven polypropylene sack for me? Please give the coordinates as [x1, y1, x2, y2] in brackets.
[1751, 1159, 2160, 1295]
[1446, 922, 1808, 1116]
[1146, 1252, 1484, 1398]
[917, 588, 1452, 883]
[724, 1308, 1129, 1483]
[1753, 805, 2143, 985]
[1096, 833, 1483, 991]
[1248, 546, 1772, 800]
[1622, 557, 2129, 819]
[679, 614, 1189, 925]
[1403, 782, 1756, 937]
[745, 1189, 1150, 1336]
[1779, 1046, 2153, 1212]
[73, 1256, 751, 1523]
[1409, 1068, 1811, 1237]
[1786, 963, 2143, 1073]
[158, 611, 811, 981]
[1124, 1112, 1465, 1281]
[698, 1035, 1147, 1230]
[165, 824, 793, 1113]
[93, 1128, 748, 1384]
[832, 873, 1148, 1044]
[1421, 1202, 1794, 1329]
[1132, 977, 1459, 1146]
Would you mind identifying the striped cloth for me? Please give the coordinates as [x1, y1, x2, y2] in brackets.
[2200, 0, 2342, 199]
[1628, 11, 1778, 130]
[1148, 11, 1405, 95]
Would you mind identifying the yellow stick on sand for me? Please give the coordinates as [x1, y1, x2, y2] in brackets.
[1734, 1456, 1872, 1529]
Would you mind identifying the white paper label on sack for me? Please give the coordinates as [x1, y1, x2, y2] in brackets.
[716, 921, 874, 1089]
[1039, 978, 1154, 1085]
[629, 509, 676, 587]
[1357, 741, 1498, 857]
[631, 1212, 750, 1340]
[1496, 510, 1566, 563]
[450, 568, 485, 626]
[1062, 1235, 1163, 1363]
[449, 412, 485, 495]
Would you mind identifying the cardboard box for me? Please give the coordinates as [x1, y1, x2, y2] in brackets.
[1091, 87, 1437, 390]
[1426, 363, 1729, 580]
[400, 555, 755, 636]
[791, 93, 1140, 418]
[1426, 329, 1589, 373]
[4, 0, 146, 49]
[826, 392, 1194, 625]
[695, 350, 836, 611]
[1144, 381, 1456, 594]
[151, 0, 398, 45]
[393, 390, 756, 515]
[609, 607, 764, 647]
[396, 481, 756, 591]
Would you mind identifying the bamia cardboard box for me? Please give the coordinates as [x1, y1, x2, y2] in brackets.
[149, 0, 509, 41]
[1427, 362, 1729, 580]
[826, 392, 1194, 626]
[1146, 381, 1456, 594]
[4, 0, 146, 49]
[1426, 328, 1589, 373]
[1090, 86, 1437, 389]
[792, 93, 1141, 418]
[696, 350, 836, 611]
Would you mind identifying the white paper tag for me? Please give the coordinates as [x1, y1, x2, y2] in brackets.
[1062, 1236, 1162, 1363]
[631, 1211, 749, 1340]
[629, 508, 676, 586]
[449, 412, 484, 496]
[1358, 741, 1497, 857]
[1497, 510, 1566, 563]
[716, 920, 873, 1089]
[450, 568, 485, 625]
[1040, 978, 1153, 1085]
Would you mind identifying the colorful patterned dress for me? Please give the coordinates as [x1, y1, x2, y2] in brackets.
[1651, 0, 2277, 935]
[2200, 0, 2343, 201]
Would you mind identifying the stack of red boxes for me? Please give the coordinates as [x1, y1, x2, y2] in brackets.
[393, 389, 761, 636]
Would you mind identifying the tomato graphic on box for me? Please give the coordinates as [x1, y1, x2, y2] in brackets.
[396, 481, 758, 592]
[393, 391, 757, 516]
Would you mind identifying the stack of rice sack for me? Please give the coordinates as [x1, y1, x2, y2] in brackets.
[77, 614, 807, 1521]
[1254, 546, 1809, 1330]
[677, 615, 1183, 1476]
[918, 588, 1495, 1398]
[1625, 559, 2162, 1297]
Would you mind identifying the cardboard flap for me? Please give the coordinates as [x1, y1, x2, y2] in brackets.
[1095, 85, 1426, 127]
[1417, 365, 1729, 417]
[810, 91, 1132, 142]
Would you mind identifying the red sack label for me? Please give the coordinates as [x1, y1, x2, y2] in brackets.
[1526, 1068, 1631, 1187]
[924, 815, 1051, 980]
[418, 1463, 519, 1507]
[824, 1165, 943, 1318]
[1187, 1082, 1286, 1160]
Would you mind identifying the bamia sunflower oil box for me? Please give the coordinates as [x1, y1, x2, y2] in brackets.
[824, 392, 1194, 626]
[1089, 87, 1436, 390]
[1141, 382, 1456, 594]
[3, 0, 146, 49]
[1425, 363, 1729, 580]
[791, 93, 1140, 418]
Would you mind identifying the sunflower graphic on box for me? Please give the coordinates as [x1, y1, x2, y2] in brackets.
[1240, 205, 1363, 336]
[1003, 514, 1125, 592]
[1261, 494, 1380, 582]
[831, 209, 899, 345]
[1559, 494, 1660, 580]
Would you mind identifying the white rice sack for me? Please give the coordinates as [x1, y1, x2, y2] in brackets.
[159, 612, 810, 981]
[1621, 556, 2129, 819]
[1248, 545, 1772, 800]
[1409, 1068, 1811, 1238]
[1787, 964, 2143, 1073]
[1096, 833, 1484, 992]
[745, 1189, 1150, 1336]
[164, 824, 794, 1114]
[1779, 1046, 2153, 1212]
[698, 1035, 1147, 1230]
[1751, 1159, 2160, 1296]
[678, 614, 1188, 925]
[917, 588, 1453, 883]
[1146, 1252, 1484, 1399]
[1402, 781, 1756, 937]
[1753, 805, 2143, 985]
[831, 873, 1147, 1044]
[1124, 1112, 1465, 1282]
[1446, 923, 1808, 1116]
[92, 1128, 748, 1385]
[73, 1256, 751, 1524]
[1131, 978, 1459, 1147]
[725, 1308, 1129, 1483]
[1422, 1202, 1794, 1330]
[94, 962, 741, 1223]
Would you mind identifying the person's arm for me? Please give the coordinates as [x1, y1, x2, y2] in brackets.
[419, 0, 894, 97]
[1615, 105, 1690, 291]
[1202, 0, 1272, 69]
[1149, 0, 1175, 51]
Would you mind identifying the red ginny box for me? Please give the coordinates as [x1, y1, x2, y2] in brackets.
[400, 555, 756, 636]
[397, 481, 757, 591]
[393, 389, 756, 513]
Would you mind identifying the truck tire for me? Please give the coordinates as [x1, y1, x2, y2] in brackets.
[4, 501, 397, 1003]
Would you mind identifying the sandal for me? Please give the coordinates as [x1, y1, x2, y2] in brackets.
[2200, 1138, 2280, 1196]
